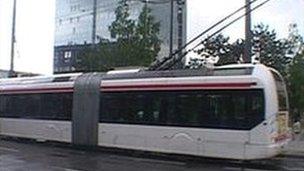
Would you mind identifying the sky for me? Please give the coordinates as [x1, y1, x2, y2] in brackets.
[0, 0, 303, 75]
[187, 0, 304, 46]
[0, 0, 55, 75]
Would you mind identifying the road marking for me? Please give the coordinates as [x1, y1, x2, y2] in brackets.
[0, 147, 19, 153]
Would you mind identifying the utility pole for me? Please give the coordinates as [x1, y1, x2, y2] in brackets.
[175, 0, 185, 69]
[92, 0, 97, 47]
[177, 0, 184, 50]
[244, 0, 252, 63]
[169, 0, 174, 57]
[9, 0, 17, 77]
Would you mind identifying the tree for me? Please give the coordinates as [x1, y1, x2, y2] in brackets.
[196, 34, 231, 64]
[133, 4, 161, 66]
[286, 23, 304, 122]
[75, 43, 117, 72]
[109, 0, 136, 40]
[288, 51, 304, 121]
[108, 0, 161, 67]
[188, 24, 294, 75]
[188, 34, 243, 68]
[76, 0, 161, 72]
[287, 23, 304, 57]
[217, 38, 244, 65]
[252, 24, 292, 76]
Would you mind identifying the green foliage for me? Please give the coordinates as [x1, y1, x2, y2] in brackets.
[75, 47, 101, 72]
[108, 1, 161, 67]
[189, 34, 243, 67]
[252, 24, 292, 76]
[288, 51, 304, 121]
[109, 0, 136, 40]
[189, 24, 295, 76]
[196, 34, 231, 63]
[75, 43, 116, 72]
[133, 4, 161, 65]
[287, 23, 304, 57]
[76, 0, 161, 72]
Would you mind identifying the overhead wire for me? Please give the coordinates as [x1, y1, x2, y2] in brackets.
[148, 0, 259, 70]
[148, 0, 271, 70]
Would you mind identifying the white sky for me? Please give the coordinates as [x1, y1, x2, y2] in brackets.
[0, 0, 303, 75]
[0, 0, 55, 75]
[187, 0, 304, 44]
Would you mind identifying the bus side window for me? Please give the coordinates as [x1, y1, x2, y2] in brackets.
[0, 95, 6, 116]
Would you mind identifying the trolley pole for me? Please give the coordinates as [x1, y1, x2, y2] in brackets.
[244, 0, 252, 63]
[9, 0, 17, 77]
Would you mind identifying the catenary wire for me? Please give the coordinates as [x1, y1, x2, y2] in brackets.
[152, 0, 271, 70]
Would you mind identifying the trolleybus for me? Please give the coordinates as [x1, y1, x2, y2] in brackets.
[0, 64, 291, 160]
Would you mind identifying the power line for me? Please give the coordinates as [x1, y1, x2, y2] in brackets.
[168, 0, 271, 70]
[148, 0, 259, 70]
[149, 0, 271, 70]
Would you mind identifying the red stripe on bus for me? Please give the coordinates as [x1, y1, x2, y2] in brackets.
[101, 82, 257, 92]
[0, 82, 257, 94]
[0, 87, 74, 94]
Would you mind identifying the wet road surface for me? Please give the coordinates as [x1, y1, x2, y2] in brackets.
[1, 139, 304, 171]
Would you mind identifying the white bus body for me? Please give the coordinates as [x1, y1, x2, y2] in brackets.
[0, 64, 291, 160]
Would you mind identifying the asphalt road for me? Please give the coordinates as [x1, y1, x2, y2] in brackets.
[1, 139, 304, 171]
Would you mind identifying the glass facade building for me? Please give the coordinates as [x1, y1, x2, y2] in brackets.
[54, 0, 187, 73]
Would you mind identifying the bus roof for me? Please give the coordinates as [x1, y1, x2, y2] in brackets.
[0, 64, 266, 85]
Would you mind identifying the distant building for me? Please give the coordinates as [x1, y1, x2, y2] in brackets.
[54, 44, 90, 73]
[54, 0, 187, 73]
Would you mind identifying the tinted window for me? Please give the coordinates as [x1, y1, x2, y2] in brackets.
[100, 90, 264, 130]
[101, 92, 163, 124]
[0, 93, 72, 120]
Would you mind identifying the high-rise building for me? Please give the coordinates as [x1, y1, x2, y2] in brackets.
[54, 0, 186, 73]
